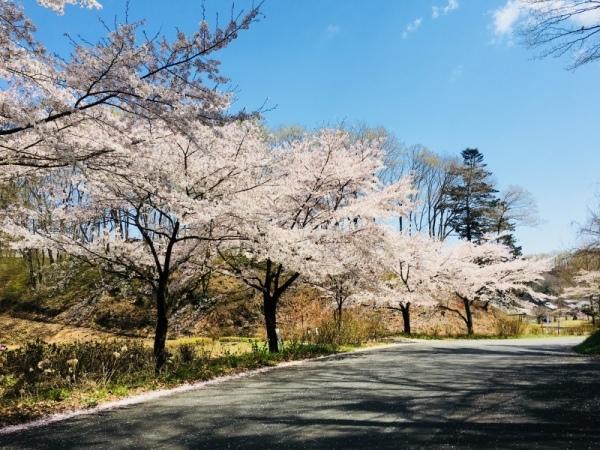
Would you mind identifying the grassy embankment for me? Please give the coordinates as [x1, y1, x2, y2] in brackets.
[574, 330, 600, 355]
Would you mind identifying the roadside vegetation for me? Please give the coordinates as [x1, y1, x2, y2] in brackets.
[0, 307, 394, 426]
[0, 332, 375, 427]
[404, 315, 593, 340]
[574, 331, 600, 356]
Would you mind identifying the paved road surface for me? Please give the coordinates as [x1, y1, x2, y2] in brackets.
[2, 337, 599, 449]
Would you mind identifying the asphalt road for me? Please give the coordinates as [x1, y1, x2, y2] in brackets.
[2, 337, 599, 449]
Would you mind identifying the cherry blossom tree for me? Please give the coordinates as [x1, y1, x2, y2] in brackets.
[436, 239, 551, 335]
[1, 0, 260, 171]
[3, 120, 270, 370]
[564, 270, 600, 297]
[562, 270, 600, 325]
[218, 129, 414, 352]
[377, 232, 442, 335]
[311, 226, 388, 328]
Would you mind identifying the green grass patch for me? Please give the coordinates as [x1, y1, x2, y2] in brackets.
[574, 330, 600, 355]
[42, 387, 70, 402]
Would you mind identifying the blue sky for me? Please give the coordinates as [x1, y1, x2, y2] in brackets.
[24, 0, 600, 255]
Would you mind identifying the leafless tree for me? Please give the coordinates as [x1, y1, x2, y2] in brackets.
[519, 0, 600, 69]
[581, 194, 600, 248]
[382, 137, 459, 240]
[490, 185, 539, 234]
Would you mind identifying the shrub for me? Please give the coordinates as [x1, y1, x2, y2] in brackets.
[307, 309, 388, 346]
[177, 343, 197, 363]
[495, 316, 527, 337]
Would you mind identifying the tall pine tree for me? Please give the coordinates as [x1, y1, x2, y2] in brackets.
[445, 149, 497, 243]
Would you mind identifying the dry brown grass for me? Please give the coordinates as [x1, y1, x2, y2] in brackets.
[0, 314, 124, 349]
[0, 315, 257, 355]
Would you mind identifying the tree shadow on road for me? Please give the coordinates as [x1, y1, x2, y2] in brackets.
[2, 342, 599, 449]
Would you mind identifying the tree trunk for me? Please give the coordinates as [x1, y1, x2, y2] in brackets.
[463, 297, 474, 335]
[264, 291, 279, 353]
[334, 297, 343, 329]
[24, 250, 36, 288]
[255, 259, 300, 353]
[153, 283, 169, 372]
[400, 302, 411, 335]
[36, 249, 43, 285]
